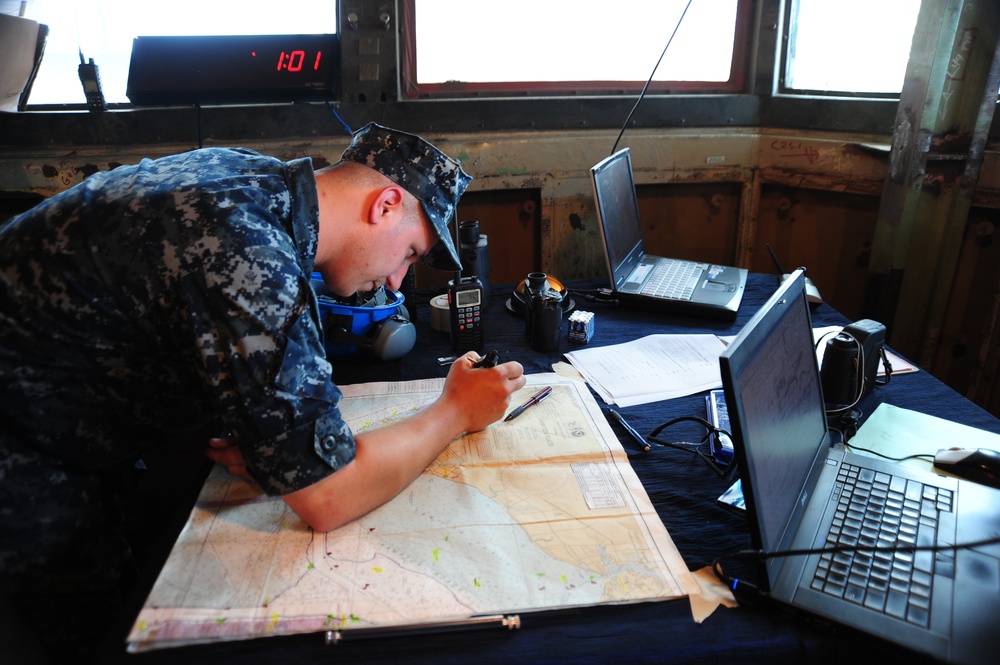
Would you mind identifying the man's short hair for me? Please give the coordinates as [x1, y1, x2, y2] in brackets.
[340, 122, 472, 272]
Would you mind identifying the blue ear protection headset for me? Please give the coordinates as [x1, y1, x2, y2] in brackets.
[310, 274, 416, 361]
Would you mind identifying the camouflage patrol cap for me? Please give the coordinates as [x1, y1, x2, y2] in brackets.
[341, 122, 472, 272]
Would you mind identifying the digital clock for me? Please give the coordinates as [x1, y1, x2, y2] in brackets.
[127, 34, 339, 105]
[274, 49, 324, 72]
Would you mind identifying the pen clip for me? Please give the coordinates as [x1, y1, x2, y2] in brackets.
[526, 386, 552, 405]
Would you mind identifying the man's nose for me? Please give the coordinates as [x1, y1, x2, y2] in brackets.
[386, 263, 410, 291]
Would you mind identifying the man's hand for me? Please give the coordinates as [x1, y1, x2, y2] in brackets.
[205, 436, 251, 480]
[441, 351, 526, 432]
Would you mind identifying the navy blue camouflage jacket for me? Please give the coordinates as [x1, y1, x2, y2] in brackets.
[0, 148, 356, 497]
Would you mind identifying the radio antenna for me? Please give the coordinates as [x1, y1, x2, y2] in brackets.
[766, 243, 786, 274]
[610, 0, 693, 156]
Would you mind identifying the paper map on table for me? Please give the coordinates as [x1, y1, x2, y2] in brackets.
[127, 374, 696, 651]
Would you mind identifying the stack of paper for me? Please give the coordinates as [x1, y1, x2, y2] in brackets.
[564, 334, 727, 407]
[565, 326, 916, 409]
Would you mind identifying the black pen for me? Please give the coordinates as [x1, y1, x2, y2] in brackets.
[504, 386, 553, 422]
[473, 349, 500, 368]
[608, 409, 650, 452]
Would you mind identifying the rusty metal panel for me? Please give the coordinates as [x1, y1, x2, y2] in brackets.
[867, 0, 1000, 366]
[932, 208, 1000, 398]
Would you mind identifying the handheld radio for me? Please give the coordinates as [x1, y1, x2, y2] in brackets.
[78, 51, 108, 112]
[448, 276, 485, 354]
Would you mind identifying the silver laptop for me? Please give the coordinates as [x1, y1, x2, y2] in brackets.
[590, 148, 747, 321]
[720, 269, 1000, 665]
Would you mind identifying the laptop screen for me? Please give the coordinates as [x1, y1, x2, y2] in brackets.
[720, 272, 830, 557]
[590, 149, 644, 288]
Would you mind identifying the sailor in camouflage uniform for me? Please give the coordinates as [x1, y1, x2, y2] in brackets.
[0, 122, 525, 661]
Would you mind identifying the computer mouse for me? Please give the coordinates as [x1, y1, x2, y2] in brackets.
[933, 447, 1000, 489]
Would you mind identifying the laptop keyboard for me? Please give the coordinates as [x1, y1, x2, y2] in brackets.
[640, 260, 705, 300]
[810, 463, 953, 628]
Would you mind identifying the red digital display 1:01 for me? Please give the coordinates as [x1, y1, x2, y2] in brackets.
[251, 49, 324, 73]
[277, 50, 323, 72]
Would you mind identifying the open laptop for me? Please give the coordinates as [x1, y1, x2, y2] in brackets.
[590, 148, 747, 321]
[719, 269, 1000, 665]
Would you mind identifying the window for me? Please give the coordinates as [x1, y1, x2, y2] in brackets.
[403, 0, 748, 98]
[14, 0, 336, 106]
[782, 0, 921, 95]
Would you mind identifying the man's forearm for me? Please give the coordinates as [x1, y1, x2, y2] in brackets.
[281, 398, 465, 532]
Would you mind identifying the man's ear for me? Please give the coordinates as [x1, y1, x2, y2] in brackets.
[368, 185, 406, 225]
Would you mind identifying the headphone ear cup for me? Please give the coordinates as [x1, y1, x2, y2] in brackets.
[370, 316, 416, 361]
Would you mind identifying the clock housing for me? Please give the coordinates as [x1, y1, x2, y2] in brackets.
[127, 34, 339, 105]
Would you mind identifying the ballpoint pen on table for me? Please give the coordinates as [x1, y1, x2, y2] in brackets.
[504, 386, 553, 422]
[608, 409, 650, 452]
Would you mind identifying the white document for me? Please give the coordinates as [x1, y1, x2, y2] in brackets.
[565, 334, 726, 407]
[847, 403, 1000, 473]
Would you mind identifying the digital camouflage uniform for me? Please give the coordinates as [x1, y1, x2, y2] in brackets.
[0, 147, 355, 647]
[0, 123, 470, 660]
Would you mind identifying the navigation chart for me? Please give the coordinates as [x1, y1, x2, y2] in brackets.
[127, 374, 696, 651]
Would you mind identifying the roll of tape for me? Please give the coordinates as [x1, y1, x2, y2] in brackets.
[430, 294, 451, 332]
